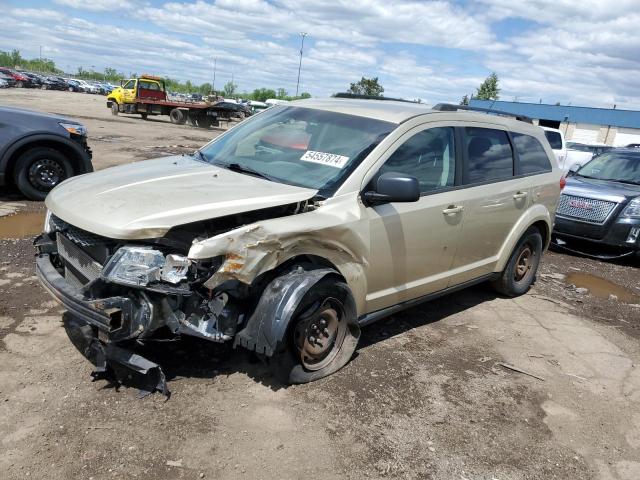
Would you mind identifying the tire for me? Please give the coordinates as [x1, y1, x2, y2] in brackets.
[140, 113, 148, 120]
[16, 81, 23, 88]
[41, 85, 48, 90]
[195, 116, 212, 129]
[13, 147, 74, 201]
[110, 101, 119, 115]
[170, 108, 186, 125]
[491, 227, 543, 297]
[270, 276, 360, 384]
[68, 87, 74, 92]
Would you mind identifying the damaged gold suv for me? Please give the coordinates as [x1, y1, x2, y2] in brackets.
[36, 98, 561, 393]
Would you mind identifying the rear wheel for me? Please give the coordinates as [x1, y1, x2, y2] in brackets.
[16, 81, 23, 88]
[13, 147, 74, 201]
[492, 227, 543, 297]
[170, 108, 186, 125]
[270, 277, 360, 384]
[140, 113, 148, 120]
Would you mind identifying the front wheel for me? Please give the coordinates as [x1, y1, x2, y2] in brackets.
[270, 277, 360, 384]
[13, 147, 74, 201]
[492, 227, 543, 297]
[110, 101, 119, 115]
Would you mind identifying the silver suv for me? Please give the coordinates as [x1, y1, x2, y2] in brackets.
[36, 98, 562, 393]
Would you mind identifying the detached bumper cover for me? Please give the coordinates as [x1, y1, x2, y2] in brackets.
[36, 253, 169, 396]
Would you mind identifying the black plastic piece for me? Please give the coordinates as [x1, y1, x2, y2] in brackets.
[234, 268, 338, 356]
[431, 103, 533, 123]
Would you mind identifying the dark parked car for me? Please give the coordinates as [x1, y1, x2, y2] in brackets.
[553, 148, 640, 259]
[0, 106, 93, 200]
[42, 76, 69, 91]
[19, 71, 44, 88]
[65, 79, 83, 92]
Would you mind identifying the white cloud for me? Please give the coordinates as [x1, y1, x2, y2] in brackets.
[1, 1, 639, 108]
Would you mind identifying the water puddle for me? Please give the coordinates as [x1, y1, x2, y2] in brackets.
[565, 272, 640, 304]
[0, 211, 46, 239]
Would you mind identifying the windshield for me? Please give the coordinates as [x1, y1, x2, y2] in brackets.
[577, 152, 640, 184]
[199, 106, 395, 194]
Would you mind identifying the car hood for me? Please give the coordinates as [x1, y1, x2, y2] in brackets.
[0, 106, 80, 125]
[46, 155, 317, 239]
[564, 175, 640, 203]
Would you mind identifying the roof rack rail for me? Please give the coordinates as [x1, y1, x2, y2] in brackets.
[431, 103, 533, 124]
[333, 92, 418, 103]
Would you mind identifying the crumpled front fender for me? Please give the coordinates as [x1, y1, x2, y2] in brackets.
[233, 268, 346, 356]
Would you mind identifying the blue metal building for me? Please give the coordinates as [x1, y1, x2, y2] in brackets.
[468, 99, 640, 146]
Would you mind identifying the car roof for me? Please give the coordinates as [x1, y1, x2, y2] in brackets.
[289, 97, 542, 133]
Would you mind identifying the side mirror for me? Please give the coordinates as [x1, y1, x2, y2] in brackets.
[362, 172, 420, 206]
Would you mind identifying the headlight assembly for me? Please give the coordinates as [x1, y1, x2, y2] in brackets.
[101, 246, 192, 287]
[59, 122, 87, 136]
[622, 198, 640, 218]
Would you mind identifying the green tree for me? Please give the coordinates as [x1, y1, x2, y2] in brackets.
[223, 81, 238, 97]
[298, 92, 311, 99]
[348, 77, 384, 97]
[251, 88, 277, 102]
[475, 73, 499, 100]
[198, 82, 212, 95]
[276, 87, 287, 99]
[460, 94, 470, 105]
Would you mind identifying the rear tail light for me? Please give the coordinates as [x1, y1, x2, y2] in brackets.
[560, 176, 567, 190]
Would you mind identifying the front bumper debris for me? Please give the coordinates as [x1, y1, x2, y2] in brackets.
[64, 313, 169, 397]
[37, 252, 170, 396]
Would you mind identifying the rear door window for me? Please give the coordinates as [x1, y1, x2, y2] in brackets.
[512, 133, 553, 174]
[544, 130, 563, 149]
[463, 127, 514, 184]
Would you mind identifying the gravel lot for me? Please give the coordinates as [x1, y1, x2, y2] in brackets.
[1, 89, 639, 480]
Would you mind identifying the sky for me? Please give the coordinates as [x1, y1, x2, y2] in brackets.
[1, 0, 639, 109]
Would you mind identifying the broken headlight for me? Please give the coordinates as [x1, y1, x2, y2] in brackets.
[101, 246, 192, 287]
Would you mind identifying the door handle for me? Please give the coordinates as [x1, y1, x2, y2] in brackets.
[442, 205, 464, 215]
[513, 191, 528, 200]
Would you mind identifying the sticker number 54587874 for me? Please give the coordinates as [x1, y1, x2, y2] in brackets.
[300, 150, 350, 168]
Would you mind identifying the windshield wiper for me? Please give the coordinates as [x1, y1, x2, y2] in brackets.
[221, 162, 274, 181]
[192, 150, 208, 162]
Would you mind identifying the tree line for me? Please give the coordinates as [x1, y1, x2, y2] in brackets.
[0, 49, 311, 100]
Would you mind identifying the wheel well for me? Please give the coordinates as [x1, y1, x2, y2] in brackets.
[531, 220, 550, 248]
[249, 254, 345, 296]
[5, 140, 85, 185]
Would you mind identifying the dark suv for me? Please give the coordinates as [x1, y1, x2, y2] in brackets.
[553, 148, 640, 259]
[0, 106, 93, 200]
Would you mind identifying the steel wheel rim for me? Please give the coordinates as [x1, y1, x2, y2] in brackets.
[514, 245, 534, 282]
[294, 298, 346, 371]
[28, 158, 65, 191]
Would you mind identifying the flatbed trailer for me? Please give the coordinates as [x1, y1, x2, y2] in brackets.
[106, 76, 243, 128]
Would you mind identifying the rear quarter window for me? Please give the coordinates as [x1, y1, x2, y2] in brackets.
[464, 127, 514, 184]
[512, 133, 553, 174]
[544, 130, 563, 150]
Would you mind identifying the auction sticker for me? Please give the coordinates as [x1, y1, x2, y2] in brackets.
[300, 150, 350, 168]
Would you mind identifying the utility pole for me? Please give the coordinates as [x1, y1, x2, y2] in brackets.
[295, 32, 308, 97]
[39, 46, 42, 72]
[212, 57, 217, 94]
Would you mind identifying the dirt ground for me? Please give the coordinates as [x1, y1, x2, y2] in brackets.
[1, 89, 640, 480]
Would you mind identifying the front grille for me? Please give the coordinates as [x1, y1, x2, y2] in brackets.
[50, 214, 108, 247]
[556, 194, 617, 224]
[57, 234, 103, 284]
